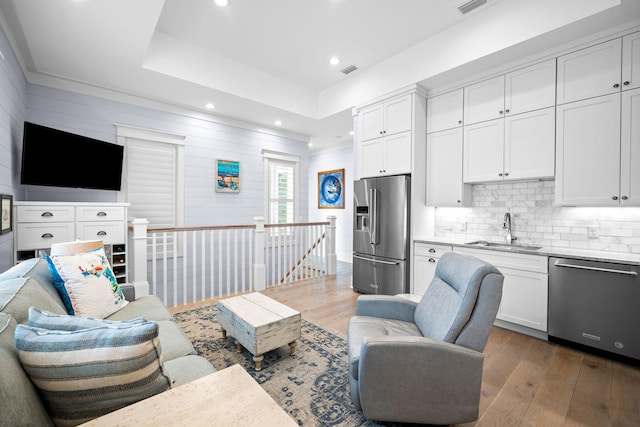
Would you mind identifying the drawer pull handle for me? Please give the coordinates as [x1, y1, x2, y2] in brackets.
[428, 258, 436, 263]
[554, 262, 637, 276]
[41, 233, 54, 239]
[41, 212, 53, 217]
[428, 248, 436, 253]
[97, 211, 107, 217]
[97, 231, 107, 236]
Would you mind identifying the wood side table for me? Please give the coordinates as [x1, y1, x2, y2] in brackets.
[217, 292, 302, 371]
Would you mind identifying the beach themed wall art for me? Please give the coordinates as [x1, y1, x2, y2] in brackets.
[216, 160, 240, 193]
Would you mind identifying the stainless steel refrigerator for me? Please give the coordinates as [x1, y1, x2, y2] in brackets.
[352, 175, 410, 295]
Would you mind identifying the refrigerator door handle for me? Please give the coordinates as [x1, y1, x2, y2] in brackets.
[370, 188, 378, 245]
[353, 255, 399, 265]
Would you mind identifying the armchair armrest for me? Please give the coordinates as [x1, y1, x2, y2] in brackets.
[119, 284, 136, 301]
[358, 336, 484, 424]
[355, 295, 417, 322]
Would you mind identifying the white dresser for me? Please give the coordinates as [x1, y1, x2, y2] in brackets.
[14, 202, 129, 284]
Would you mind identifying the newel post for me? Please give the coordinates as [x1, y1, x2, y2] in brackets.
[129, 218, 150, 297]
[326, 215, 337, 275]
[253, 216, 267, 291]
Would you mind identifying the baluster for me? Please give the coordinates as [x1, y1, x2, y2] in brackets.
[210, 229, 215, 298]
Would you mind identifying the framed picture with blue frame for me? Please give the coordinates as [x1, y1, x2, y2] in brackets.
[318, 168, 344, 209]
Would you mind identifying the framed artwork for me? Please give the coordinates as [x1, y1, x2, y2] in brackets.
[318, 168, 345, 209]
[1, 194, 12, 235]
[216, 159, 240, 193]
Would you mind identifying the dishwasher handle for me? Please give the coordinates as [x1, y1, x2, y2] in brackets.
[554, 261, 638, 276]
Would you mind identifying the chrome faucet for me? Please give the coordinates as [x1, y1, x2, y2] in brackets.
[503, 212, 517, 244]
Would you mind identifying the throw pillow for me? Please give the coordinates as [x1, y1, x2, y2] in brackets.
[15, 321, 170, 427]
[28, 306, 145, 331]
[46, 247, 128, 318]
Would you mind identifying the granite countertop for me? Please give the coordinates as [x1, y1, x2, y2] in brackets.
[414, 237, 640, 266]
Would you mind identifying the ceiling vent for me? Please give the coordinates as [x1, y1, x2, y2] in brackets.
[341, 65, 358, 75]
[458, 0, 487, 14]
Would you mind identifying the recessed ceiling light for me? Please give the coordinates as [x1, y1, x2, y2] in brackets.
[214, 0, 229, 7]
[349, 130, 354, 136]
[205, 103, 215, 109]
[329, 57, 340, 66]
[274, 120, 283, 126]
[308, 142, 313, 147]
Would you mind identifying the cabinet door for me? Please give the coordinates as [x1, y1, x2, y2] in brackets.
[555, 93, 621, 206]
[464, 75, 505, 125]
[622, 31, 640, 91]
[359, 103, 385, 141]
[504, 107, 555, 181]
[463, 119, 504, 183]
[557, 38, 622, 104]
[384, 95, 412, 136]
[413, 255, 438, 295]
[383, 132, 412, 176]
[426, 128, 468, 206]
[621, 88, 640, 206]
[496, 267, 548, 332]
[427, 89, 463, 133]
[505, 59, 556, 115]
[359, 139, 385, 178]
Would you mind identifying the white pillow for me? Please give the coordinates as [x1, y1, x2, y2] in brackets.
[46, 247, 128, 318]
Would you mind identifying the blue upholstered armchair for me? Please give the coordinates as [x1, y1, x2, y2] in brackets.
[347, 251, 504, 424]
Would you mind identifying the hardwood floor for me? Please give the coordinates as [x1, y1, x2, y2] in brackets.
[170, 262, 640, 426]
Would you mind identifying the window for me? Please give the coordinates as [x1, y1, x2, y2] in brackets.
[263, 150, 299, 241]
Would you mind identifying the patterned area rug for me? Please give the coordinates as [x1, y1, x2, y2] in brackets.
[173, 304, 383, 427]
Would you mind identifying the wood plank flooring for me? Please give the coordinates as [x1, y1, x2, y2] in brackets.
[170, 262, 640, 427]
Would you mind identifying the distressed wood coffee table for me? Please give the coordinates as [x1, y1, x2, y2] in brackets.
[217, 292, 301, 371]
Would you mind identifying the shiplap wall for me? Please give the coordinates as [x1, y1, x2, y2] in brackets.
[0, 25, 26, 272]
[308, 144, 354, 262]
[24, 84, 309, 226]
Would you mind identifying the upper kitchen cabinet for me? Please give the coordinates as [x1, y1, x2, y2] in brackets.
[426, 89, 463, 133]
[463, 59, 556, 126]
[359, 94, 412, 141]
[622, 31, 640, 91]
[355, 86, 426, 179]
[620, 87, 640, 206]
[557, 33, 640, 104]
[426, 127, 471, 206]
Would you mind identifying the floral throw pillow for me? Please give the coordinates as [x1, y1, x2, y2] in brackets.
[46, 247, 128, 318]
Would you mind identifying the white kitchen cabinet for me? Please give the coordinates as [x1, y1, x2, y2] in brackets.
[463, 119, 503, 183]
[413, 243, 452, 296]
[426, 128, 471, 206]
[555, 93, 622, 206]
[359, 131, 412, 177]
[14, 202, 129, 283]
[621, 88, 640, 206]
[464, 59, 556, 126]
[359, 94, 412, 141]
[427, 89, 463, 133]
[454, 247, 548, 333]
[622, 31, 640, 91]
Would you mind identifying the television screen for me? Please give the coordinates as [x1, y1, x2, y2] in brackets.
[20, 122, 124, 191]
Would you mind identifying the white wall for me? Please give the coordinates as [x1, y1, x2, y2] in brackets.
[0, 24, 26, 271]
[308, 144, 354, 262]
[23, 84, 309, 226]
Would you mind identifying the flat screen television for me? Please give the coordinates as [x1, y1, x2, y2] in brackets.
[20, 122, 124, 191]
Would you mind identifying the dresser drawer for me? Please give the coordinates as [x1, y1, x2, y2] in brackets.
[76, 221, 125, 244]
[76, 206, 125, 222]
[17, 206, 75, 223]
[414, 242, 452, 257]
[17, 223, 75, 250]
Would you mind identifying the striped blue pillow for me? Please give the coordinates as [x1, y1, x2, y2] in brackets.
[28, 306, 145, 331]
[15, 321, 170, 426]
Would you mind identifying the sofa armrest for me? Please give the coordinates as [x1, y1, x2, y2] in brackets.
[355, 295, 417, 322]
[358, 335, 484, 424]
[119, 284, 136, 301]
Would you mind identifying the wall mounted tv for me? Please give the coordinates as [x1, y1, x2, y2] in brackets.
[20, 122, 124, 191]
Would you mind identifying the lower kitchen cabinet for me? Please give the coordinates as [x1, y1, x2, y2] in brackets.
[413, 242, 452, 295]
[454, 247, 548, 334]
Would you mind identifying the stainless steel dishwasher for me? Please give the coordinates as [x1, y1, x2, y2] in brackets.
[548, 257, 640, 362]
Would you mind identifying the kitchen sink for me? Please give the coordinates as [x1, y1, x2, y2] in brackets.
[464, 240, 543, 251]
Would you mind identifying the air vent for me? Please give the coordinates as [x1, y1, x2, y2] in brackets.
[341, 65, 358, 75]
[458, 0, 487, 14]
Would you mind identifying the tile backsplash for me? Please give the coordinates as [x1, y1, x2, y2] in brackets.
[434, 180, 640, 254]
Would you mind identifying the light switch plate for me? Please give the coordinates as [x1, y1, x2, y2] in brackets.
[588, 225, 599, 238]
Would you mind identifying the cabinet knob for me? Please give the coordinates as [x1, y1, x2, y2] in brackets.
[504, 172, 509, 177]
[621, 195, 628, 200]
[457, 200, 461, 204]
[458, 120, 462, 124]
[499, 173, 503, 177]
[613, 196, 619, 200]
[499, 110, 504, 115]
[614, 83, 620, 88]
[623, 81, 630, 86]
[505, 109, 510, 113]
